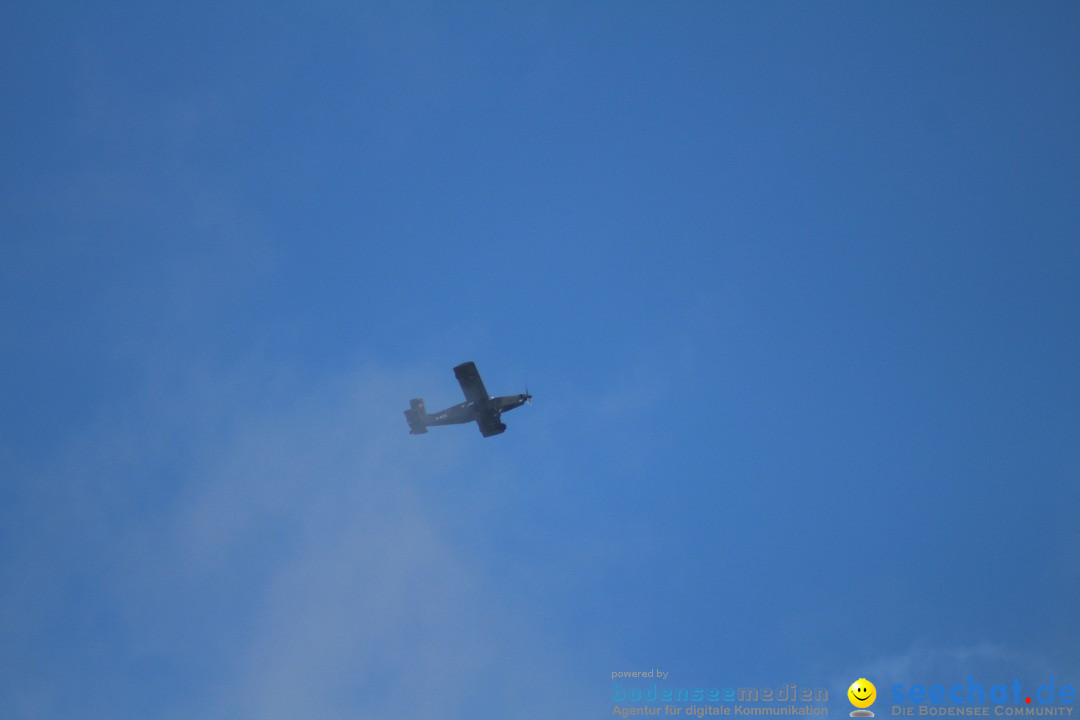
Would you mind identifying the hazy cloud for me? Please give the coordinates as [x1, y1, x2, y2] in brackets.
[1, 361, 591, 719]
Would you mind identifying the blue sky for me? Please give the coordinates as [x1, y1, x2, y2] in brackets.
[2, 3, 1078, 718]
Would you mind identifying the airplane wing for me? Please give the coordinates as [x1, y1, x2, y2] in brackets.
[453, 361, 489, 403]
[475, 411, 507, 437]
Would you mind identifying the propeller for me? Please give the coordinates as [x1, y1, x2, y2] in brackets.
[524, 383, 532, 404]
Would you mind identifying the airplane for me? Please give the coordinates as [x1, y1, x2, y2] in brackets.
[404, 361, 531, 437]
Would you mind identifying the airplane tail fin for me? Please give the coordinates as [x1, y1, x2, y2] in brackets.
[404, 398, 428, 434]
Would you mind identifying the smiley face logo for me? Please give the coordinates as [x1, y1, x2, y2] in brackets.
[848, 678, 876, 709]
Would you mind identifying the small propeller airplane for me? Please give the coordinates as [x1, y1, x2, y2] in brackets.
[404, 361, 531, 437]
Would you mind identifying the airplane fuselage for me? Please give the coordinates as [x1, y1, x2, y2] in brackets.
[426, 395, 529, 426]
